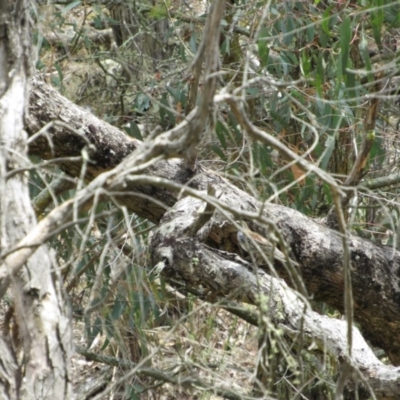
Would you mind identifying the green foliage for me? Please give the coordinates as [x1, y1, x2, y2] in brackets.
[134, 92, 151, 114]
[257, 27, 269, 68]
[124, 121, 143, 140]
[149, 4, 167, 20]
[30, 0, 400, 398]
[61, 0, 81, 13]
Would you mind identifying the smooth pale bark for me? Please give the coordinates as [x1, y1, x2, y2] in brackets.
[0, 1, 72, 399]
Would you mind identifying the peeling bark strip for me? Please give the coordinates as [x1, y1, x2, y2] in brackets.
[0, 1, 72, 399]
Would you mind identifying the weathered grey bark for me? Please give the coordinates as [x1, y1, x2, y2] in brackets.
[150, 195, 400, 399]
[25, 72, 400, 368]
[0, 1, 72, 399]
[15, 0, 400, 396]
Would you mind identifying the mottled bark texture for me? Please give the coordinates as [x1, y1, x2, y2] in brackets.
[150, 196, 400, 399]
[26, 73, 400, 370]
[0, 2, 72, 399]
[27, 75, 196, 222]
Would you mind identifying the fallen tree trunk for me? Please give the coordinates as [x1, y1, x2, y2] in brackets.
[25, 74, 400, 369]
[150, 195, 400, 399]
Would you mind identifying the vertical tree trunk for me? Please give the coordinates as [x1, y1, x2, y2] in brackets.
[0, 1, 73, 398]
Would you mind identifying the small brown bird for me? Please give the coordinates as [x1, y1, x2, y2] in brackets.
[237, 222, 295, 266]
